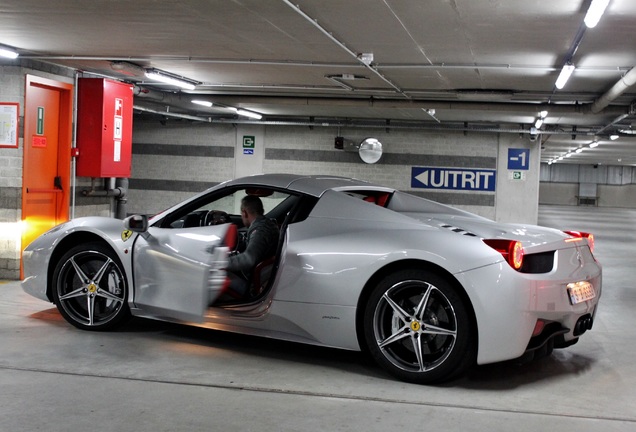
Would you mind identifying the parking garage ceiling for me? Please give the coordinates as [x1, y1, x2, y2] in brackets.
[1, 0, 635, 165]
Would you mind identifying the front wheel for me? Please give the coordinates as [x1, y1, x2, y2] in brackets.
[363, 269, 475, 384]
[52, 242, 130, 331]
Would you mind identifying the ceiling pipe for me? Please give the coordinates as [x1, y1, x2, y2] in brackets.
[135, 86, 629, 116]
[191, 116, 600, 137]
[28, 57, 636, 117]
[20, 54, 630, 75]
[132, 103, 601, 137]
[590, 66, 636, 113]
[133, 85, 178, 102]
[281, 0, 410, 99]
[133, 105, 211, 122]
[594, 113, 631, 135]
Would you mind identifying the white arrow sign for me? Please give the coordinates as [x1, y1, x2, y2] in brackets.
[412, 167, 496, 191]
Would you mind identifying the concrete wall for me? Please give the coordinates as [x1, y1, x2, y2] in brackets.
[0, 66, 23, 279]
[128, 120, 236, 214]
[539, 183, 579, 206]
[598, 184, 636, 207]
[0, 63, 84, 278]
[539, 163, 636, 208]
[129, 119, 541, 224]
[494, 134, 540, 224]
[0, 63, 111, 279]
[262, 125, 498, 218]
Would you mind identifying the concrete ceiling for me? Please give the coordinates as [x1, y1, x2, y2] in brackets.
[1, 0, 635, 166]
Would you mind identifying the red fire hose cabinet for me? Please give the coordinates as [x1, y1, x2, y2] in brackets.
[76, 78, 134, 178]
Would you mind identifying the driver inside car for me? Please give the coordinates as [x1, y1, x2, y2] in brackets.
[214, 195, 279, 303]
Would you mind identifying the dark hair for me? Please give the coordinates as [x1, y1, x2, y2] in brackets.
[241, 195, 264, 216]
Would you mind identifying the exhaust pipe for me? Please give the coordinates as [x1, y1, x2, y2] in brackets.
[573, 314, 593, 337]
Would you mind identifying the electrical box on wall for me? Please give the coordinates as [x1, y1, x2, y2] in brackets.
[76, 78, 134, 178]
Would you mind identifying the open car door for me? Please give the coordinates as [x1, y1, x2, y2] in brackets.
[129, 221, 234, 323]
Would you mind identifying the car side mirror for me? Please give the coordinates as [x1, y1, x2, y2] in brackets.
[124, 214, 149, 233]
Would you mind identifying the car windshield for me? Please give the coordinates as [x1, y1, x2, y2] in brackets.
[157, 187, 297, 229]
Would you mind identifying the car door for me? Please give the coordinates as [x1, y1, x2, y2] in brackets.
[131, 223, 232, 323]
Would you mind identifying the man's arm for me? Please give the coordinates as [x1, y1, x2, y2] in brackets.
[226, 226, 271, 273]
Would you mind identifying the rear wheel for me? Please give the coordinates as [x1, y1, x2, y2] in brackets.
[52, 242, 130, 331]
[363, 269, 475, 384]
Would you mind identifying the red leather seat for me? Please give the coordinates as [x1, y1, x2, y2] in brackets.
[250, 256, 276, 297]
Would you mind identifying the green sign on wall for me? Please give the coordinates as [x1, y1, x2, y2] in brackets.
[243, 135, 255, 148]
[36, 106, 44, 135]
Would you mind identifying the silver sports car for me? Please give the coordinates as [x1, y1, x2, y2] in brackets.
[22, 174, 601, 384]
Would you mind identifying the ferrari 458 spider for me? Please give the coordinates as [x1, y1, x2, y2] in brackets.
[22, 174, 601, 383]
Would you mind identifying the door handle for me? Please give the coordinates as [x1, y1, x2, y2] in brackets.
[26, 188, 62, 193]
[26, 176, 64, 194]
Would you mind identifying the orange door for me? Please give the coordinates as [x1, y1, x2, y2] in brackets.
[21, 75, 73, 277]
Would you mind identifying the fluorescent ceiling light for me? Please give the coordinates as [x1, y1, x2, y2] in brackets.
[233, 108, 263, 120]
[565, 153, 572, 158]
[585, 0, 610, 28]
[575, 148, 584, 153]
[609, 134, 619, 140]
[589, 141, 599, 148]
[535, 118, 544, 128]
[145, 69, 197, 90]
[0, 47, 19, 59]
[555, 64, 575, 89]
[192, 100, 213, 107]
[539, 110, 548, 118]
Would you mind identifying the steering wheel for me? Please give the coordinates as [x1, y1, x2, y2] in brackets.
[204, 210, 231, 226]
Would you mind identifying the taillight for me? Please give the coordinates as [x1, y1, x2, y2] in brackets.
[483, 239, 524, 270]
[564, 230, 594, 253]
[532, 319, 547, 337]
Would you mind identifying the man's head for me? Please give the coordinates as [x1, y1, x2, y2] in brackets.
[240, 195, 264, 227]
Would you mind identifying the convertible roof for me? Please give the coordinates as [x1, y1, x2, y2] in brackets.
[225, 174, 394, 197]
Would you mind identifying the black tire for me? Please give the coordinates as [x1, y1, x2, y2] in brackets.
[52, 242, 130, 331]
[363, 269, 475, 384]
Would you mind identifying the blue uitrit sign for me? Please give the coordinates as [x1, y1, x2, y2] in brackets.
[411, 167, 496, 191]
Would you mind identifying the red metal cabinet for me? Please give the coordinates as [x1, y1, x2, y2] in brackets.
[76, 78, 133, 178]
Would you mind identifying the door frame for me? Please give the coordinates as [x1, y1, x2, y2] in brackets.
[21, 74, 74, 278]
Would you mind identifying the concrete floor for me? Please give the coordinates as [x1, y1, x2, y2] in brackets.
[1, 205, 635, 431]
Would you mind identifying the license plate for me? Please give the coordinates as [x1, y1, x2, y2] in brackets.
[567, 281, 595, 305]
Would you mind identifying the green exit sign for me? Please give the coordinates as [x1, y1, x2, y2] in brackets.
[36, 106, 44, 135]
[508, 171, 526, 181]
[243, 135, 255, 148]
